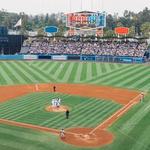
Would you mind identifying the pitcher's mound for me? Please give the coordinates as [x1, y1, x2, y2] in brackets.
[45, 105, 69, 112]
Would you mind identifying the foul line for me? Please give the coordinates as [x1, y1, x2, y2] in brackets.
[89, 94, 141, 134]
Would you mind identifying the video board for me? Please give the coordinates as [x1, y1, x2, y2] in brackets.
[66, 11, 106, 30]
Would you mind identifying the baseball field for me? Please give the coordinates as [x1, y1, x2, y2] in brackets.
[0, 61, 150, 150]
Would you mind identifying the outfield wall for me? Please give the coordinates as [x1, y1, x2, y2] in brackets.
[0, 54, 145, 63]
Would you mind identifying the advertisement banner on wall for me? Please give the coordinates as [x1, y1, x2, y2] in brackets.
[23, 55, 38, 60]
[52, 55, 67, 60]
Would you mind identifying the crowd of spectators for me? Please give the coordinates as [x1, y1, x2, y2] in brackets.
[21, 38, 148, 57]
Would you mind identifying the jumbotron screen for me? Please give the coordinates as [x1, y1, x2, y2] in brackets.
[66, 11, 106, 29]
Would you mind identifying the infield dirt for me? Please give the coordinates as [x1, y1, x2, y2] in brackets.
[0, 83, 141, 148]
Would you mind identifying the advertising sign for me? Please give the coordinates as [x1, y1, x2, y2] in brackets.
[52, 55, 67, 60]
[45, 26, 58, 33]
[115, 27, 129, 35]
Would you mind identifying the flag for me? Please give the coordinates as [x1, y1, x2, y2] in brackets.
[14, 18, 22, 28]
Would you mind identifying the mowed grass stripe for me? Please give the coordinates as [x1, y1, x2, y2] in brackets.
[40, 98, 97, 126]
[52, 62, 66, 79]
[17, 62, 47, 83]
[86, 63, 93, 79]
[94, 64, 139, 84]
[49, 62, 60, 74]
[100, 63, 107, 73]
[95, 63, 101, 75]
[69, 100, 118, 123]
[105, 63, 113, 72]
[22, 62, 55, 82]
[40, 99, 98, 126]
[0, 142, 19, 150]
[0, 126, 49, 143]
[109, 65, 147, 86]
[41, 61, 52, 71]
[132, 124, 150, 150]
[108, 93, 150, 150]
[29, 61, 42, 66]
[0, 65, 8, 85]
[57, 62, 70, 80]
[1, 62, 21, 84]
[0, 124, 54, 150]
[120, 98, 150, 134]
[39, 62, 52, 70]
[13, 94, 61, 121]
[4, 62, 27, 83]
[24, 96, 71, 125]
[0, 92, 54, 113]
[17, 95, 71, 124]
[12, 93, 70, 123]
[0, 92, 64, 112]
[0, 92, 45, 108]
[74, 62, 83, 82]
[61, 63, 75, 82]
[121, 68, 150, 87]
[116, 111, 150, 150]
[0, 94, 34, 109]
[109, 63, 117, 70]
[128, 74, 150, 89]
[67, 62, 78, 82]
[0, 92, 121, 130]
[136, 77, 150, 89]
[80, 63, 87, 81]
[87, 64, 131, 83]
[64, 100, 117, 128]
[45, 98, 103, 127]
[0, 132, 46, 150]
[40, 97, 95, 126]
[0, 94, 51, 118]
[140, 81, 150, 91]
[45, 99, 119, 128]
[29, 64, 56, 82]
[6, 62, 32, 83]
[11, 62, 34, 83]
[91, 63, 98, 77]
[35, 61, 46, 68]
[0, 97, 47, 120]
[49, 101, 120, 128]
[12, 62, 38, 83]
[44, 61, 58, 74]
[99, 64, 139, 84]
[86, 105, 121, 127]
[0, 62, 18, 84]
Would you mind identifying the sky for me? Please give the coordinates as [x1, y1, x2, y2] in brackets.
[0, 0, 149, 16]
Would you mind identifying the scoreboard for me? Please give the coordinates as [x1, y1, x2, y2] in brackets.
[66, 11, 106, 30]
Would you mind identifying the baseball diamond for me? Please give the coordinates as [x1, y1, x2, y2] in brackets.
[0, 61, 150, 150]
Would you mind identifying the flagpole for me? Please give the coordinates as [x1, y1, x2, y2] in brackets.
[15, 18, 23, 52]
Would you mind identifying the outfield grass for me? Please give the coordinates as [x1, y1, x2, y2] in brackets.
[0, 61, 150, 91]
[0, 92, 121, 129]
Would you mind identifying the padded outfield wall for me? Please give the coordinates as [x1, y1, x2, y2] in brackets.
[0, 54, 145, 63]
